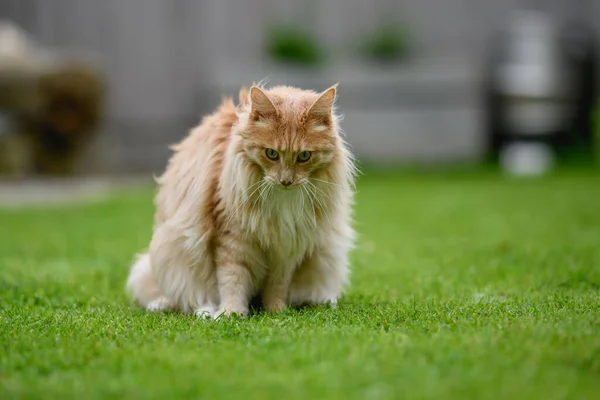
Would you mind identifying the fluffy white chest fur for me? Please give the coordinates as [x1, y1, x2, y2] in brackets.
[245, 188, 320, 260]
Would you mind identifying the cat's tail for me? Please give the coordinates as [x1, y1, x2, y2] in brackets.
[126, 253, 172, 311]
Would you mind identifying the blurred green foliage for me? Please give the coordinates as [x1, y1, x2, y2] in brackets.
[266, 26, 323, 66]
[360, 25, 410, 63]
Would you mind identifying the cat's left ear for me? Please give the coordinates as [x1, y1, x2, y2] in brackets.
[308, 84, 338, 121]
[250, 86, 277, 120]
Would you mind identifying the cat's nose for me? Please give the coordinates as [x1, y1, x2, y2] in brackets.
[280, 180, 293, 187]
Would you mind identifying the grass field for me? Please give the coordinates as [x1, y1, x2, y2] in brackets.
[1, 169, 599, 399]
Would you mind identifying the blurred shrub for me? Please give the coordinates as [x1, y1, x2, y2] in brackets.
[266, 26, 323, 66]
[360, 25, 410, 63]
[35, 63, 105, 175]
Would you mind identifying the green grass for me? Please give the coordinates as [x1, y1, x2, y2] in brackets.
[1, 169, 599, 399]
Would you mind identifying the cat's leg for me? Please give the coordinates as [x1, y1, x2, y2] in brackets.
[261, 262, 296, 313]
[215, 263, 252, 317]
[214, 235, 261, 318]
[289, 242, 350, 307]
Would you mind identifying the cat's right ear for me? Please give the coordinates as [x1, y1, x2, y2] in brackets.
[250, 86, 277, 120]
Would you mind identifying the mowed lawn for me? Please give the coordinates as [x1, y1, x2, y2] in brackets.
[1, 169, 599, 399]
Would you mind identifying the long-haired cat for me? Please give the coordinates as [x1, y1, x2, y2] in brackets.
[126, 84, 356, 318]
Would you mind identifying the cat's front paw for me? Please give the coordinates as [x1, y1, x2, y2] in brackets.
[194, 304, 216, 319]
[263, 298, 287, 314]
[145, 296, 173, 312]
[213, 305, 249, 319]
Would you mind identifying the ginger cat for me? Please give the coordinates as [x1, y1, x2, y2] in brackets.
[126, 84, 356, 318]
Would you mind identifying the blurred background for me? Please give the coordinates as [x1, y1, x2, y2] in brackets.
[0, 0, 598, 180]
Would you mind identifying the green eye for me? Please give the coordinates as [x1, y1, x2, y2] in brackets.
[265, 148, 279, 160]
[297, 151, 311, 163]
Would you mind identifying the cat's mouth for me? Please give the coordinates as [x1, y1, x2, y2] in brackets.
[263, 177, 302, 191]
[277, 183, 296, 191]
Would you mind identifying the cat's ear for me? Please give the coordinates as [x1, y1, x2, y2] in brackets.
[250, 86, 277, 119]
[308, 84, 338, 120]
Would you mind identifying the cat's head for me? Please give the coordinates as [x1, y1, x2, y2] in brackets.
[238, 84, 340, 189]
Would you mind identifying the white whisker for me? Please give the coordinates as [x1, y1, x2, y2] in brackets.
[310, 178, 342, 188]
[306, 181, 332, 228]
[294, 186, 307, 225]
[303, 183, 318, 226]
[310, 182, 332, 202]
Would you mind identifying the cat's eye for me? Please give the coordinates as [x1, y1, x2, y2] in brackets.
[297, 151, 311, 163]
[265, 148, 279, 160]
